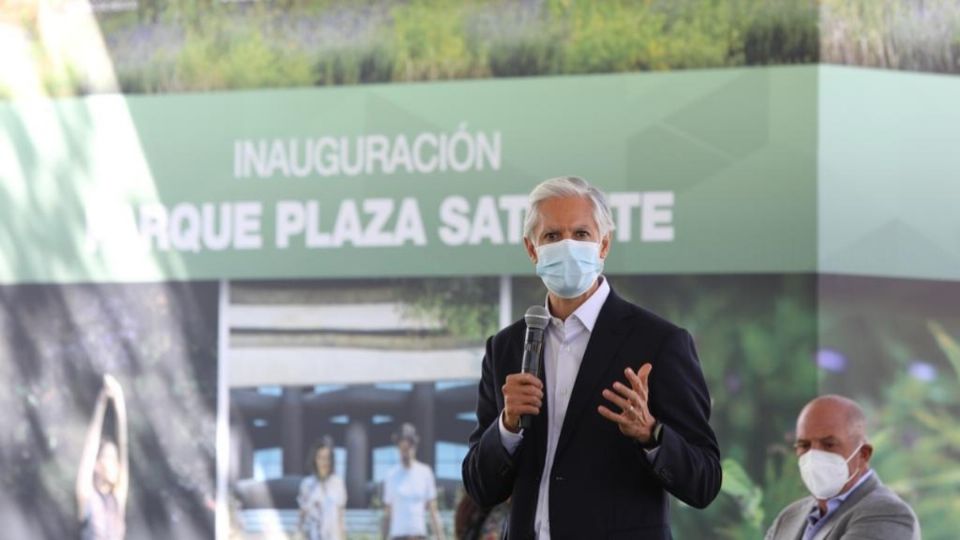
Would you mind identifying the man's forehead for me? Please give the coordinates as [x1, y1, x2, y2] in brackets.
[538, 200, 596, 223]
[538, 218, 597, 229]
[795, 431, 842, 441]
[796, 415, 849, 440]
[539, 195, 592, 212]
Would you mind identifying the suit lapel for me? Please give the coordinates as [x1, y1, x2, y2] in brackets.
[785, 500, 814, 540]
[552, 291, 633, 461]
[813, 474, 879, 540]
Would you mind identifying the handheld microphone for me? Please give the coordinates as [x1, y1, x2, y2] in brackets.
[520, 305, 550, 430]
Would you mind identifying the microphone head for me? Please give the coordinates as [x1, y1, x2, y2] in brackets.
[524, 305, 550, 330]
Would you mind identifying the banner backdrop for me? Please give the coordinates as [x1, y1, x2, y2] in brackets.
[0, 66, 817, 284]
[819, 66, 960, 281]
[2, 45, 959, 540]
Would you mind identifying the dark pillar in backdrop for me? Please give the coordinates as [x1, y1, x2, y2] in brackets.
[346, 420, 369, 507]
[412, 382, 436, 469]
[281, 388, 304, 474]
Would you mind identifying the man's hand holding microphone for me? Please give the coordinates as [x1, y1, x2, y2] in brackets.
[501, 373, 544, 433]
[501, 306, 549, 433]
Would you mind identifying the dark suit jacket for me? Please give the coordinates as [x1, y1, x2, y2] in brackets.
[462, 288, 722, 539]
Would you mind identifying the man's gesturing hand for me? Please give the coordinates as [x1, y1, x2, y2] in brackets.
[501, 373, 544, 433]
[598, 364, 657, 444]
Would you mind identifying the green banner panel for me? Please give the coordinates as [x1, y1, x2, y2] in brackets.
[819, 66, 960, 281]
[0, 66, 817, 284]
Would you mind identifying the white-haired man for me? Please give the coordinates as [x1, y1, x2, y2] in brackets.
[462, 176, 721, 539]
[765, 395, 920, 540]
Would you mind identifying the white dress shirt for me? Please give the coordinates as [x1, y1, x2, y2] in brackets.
[499, 277, 610, 540]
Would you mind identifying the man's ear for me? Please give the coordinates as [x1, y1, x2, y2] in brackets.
[524, 237, 538, 264]
[859, 443, 873, 464]
[599, 233, 612, 260]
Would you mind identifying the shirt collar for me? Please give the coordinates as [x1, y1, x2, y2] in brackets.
[837, 468, 873, 502]
[544, 276, 610, 332]
[808, 468, 875, 519]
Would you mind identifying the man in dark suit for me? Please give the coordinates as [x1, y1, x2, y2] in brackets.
[462, 176, 721, 539]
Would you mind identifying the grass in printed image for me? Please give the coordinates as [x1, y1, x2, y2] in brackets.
[821, 0, 960, 74]
[3, 0, 820, 97]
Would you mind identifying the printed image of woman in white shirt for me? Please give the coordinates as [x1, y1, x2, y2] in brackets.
[298, 436, 347, 540]
[381, 423, 446, 540]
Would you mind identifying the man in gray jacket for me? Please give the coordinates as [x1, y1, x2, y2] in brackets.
[765, 395, 920, 540]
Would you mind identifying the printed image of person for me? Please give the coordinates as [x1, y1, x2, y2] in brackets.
[381, 423, 446, 540]
[765, 395, 920, 540]
[297, 436, 347, 540]
[76, 374, 128, 540]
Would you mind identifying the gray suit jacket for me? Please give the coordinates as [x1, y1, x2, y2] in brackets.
[765, 474, 920, 540]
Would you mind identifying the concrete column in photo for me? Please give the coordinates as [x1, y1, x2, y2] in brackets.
[230, 417, 255, 479]
[281, 387, 304, 475]
[412, 382, 436, 469]
[345, 419, 370, 507]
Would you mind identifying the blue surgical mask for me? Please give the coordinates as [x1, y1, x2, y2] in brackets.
[535, 239, 604, 298]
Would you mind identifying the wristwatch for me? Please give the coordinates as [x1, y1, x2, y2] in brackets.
[640, 421, 663, 450]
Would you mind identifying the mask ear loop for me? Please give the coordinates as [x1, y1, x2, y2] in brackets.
[842, 442, 865, 483]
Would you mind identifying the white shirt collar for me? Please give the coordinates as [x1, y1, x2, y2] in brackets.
[545, 276, 610, 332]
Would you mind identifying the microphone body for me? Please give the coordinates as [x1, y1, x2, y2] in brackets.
[520, 306, 549, 430]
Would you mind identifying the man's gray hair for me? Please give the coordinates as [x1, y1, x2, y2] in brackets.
[522, 176, 615, 241]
